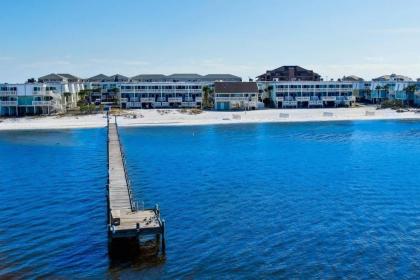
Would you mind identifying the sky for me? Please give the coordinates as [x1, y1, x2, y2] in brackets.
[1, 0, 420, 82]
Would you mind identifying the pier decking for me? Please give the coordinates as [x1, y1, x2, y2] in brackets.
[107, 116, 165, 253]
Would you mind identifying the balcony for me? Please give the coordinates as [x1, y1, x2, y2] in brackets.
[195, 97, 202, 102]
[309, 100, 323, 105]
[0, 101, 18, 106]
[168, 97, 183, 103]
[322, 96, 336, 101]
[276, 97, 284, 101]
[126, 102, 141, 108]
[32, 101, 52, 106]
[215, 97, 251, 102]
[0, 91, 17, 96]
[120, 98, 128, 103]
[181, 102, 197, 107]
[283, 101, 297, 106]
[296, 96, 310, 102]
[141, 97, 155, 102]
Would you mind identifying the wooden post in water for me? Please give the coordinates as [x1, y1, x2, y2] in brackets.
[161, 219, 166, 255]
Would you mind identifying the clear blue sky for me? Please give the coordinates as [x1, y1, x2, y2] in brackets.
[1, 0, 420, 82]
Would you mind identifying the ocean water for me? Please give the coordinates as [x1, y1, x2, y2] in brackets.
[0, 121, 419, 279]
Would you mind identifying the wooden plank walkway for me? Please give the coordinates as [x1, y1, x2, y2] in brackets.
[107, 117, 165, 245]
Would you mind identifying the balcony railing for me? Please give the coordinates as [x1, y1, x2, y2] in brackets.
[140, 97, 155, 102]
[0, 91, 17, 96]
[283, 101, 297, 106]
[0, 101, 18, 106]
[296, 96, 310, 102]
[215, 97, 253, 102]
[195, 97, 202, 102]
[322, 96, 336, 101]
[32, 101, 53, 106]
[168, 97, 183, 102]
[309, 100, 323, 105]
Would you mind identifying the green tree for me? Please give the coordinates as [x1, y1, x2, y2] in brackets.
[404, 84, 416, 106]
[202, 86, 214, 110]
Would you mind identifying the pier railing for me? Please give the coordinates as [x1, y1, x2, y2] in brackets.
[114, 116, 138, 212]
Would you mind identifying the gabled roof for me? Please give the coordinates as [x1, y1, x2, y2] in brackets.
[38, 73, 67, 82]
[106, 74, 130, 82]
[202, 74, 242, 82]
[86, 74, 109, 82]
[58, 73, 80, 81]
[214, 82, 258, 93]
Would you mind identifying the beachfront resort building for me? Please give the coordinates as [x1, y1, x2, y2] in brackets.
[83, 73, 242, 109]
[262, 81, 355, 108]
[0, 74, 83, 116]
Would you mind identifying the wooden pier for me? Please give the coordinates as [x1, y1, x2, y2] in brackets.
[107, 116, 165, 255]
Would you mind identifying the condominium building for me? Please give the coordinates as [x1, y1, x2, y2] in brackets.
[0, 79, 82, 116]
[83, 73, 242, 109]
[257, 66, 321, 82]
[263, 81, 355, 108]
[214, 82, 259, 110]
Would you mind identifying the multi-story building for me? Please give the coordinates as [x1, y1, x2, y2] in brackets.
[214, 82, 259, 110]
[369, 74, 415, 105]
[0, 79, 82, 116]
[262, 81, 355, 108]
[257, 66, 321, 82]
[83, 73, 242, 109]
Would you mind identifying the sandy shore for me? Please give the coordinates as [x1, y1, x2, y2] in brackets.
[0, 107, 419, 131]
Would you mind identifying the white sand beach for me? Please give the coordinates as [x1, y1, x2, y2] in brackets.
[0, 107, 419, 131]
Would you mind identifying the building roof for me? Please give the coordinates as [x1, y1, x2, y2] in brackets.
[86, 74, 109, 82]
[256, 65, 321, 81]
[166, 74, 203, 81]
[106, 74, 130, 82]
[214, 82, 258, 93]
[38, 73, 67, 82]
[373, 74, 413, 82]
[342, 75, 364, 82]
[202, 74, 242, 81]
[57, 73, 80, 81]
[131, 74, 167, 81]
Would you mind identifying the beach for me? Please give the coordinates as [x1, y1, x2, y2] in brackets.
[0, 107, 419, 130]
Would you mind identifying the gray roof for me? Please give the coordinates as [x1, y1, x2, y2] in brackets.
[38, 73, 67, 82]
[167, 74, 203, 81]
[106, 74, 130, 82]
[58, 73, 80, 81]
[202, 74, 242, 82]
[131, 74, 167, 82]
[342, 75, 364, 82]
[373, 74, 413, 82]
[86, 74, 109, 82]
[214, 82, 258, 93]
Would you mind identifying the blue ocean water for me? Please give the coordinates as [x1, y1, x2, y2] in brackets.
[0, 121, 419, 279]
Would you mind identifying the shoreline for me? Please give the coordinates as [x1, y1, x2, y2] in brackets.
[0, 107, 419, 131]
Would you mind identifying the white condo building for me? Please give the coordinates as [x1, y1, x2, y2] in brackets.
[0, 74, 83, 116]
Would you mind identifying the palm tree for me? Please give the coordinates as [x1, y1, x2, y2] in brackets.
[63, 92, 72, 108]
[404, 84, 416, 106]
[202, 86, 213, 110]
[375, 85, 382, 104]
